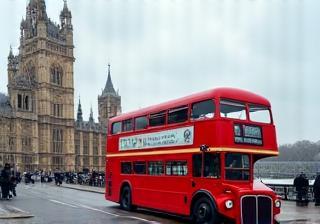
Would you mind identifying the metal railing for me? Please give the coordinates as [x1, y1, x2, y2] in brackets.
[266, 184, 314, 201]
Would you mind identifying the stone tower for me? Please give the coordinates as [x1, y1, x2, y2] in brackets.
[7, 0, 75, 171]
[98, 64, 121, 127]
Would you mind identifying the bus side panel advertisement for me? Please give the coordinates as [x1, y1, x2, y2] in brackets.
[119, 126, 194, 151]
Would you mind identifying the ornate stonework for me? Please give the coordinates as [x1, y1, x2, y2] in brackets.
[0, 0, 121, 172]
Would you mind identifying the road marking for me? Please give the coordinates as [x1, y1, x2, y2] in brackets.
[73, 203, 159, 223]
[0, 207, 7, 213]
[6, 205, 29, 214]
[74, 203, 119, 217]
[49, 199, 79, 208]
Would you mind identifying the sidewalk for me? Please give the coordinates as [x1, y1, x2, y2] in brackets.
[0, 203, 34, 219]
[277, 201, 320, 223]
[59, 183, 105, 194]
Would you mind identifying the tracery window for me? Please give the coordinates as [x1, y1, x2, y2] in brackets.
[17, 94, 32, 111]
[52, 129, 63, 154]
[50, 65, 63, 86]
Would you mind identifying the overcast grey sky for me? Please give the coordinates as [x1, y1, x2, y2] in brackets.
[0, 0, 319, 144]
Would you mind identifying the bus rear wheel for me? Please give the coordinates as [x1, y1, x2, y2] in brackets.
[192, 197, 217, 224]
[120, 186, 134, 211]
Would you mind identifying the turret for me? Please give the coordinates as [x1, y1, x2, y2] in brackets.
[77, 98, 83, 122]
[60, 0, 72, 29]
[22, 0, 48, 39]
[60, 0, 73, 46]
[98, 63, 121, 126]
[89, 106, 94, 123]
[7, 46, 18, 84]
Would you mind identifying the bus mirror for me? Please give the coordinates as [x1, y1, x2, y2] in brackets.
[200, 144, 209, 152]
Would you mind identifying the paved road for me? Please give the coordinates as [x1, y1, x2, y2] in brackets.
[2, 183, 320, 224]
[0, 183, 186, 224]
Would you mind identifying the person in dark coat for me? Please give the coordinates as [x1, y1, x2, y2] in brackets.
[54, 169, 63, 186]
[0, 163, 12, 200]
[314, 172, 320, 206]
[294, 172, 309, 206]
[9, 170, 17, 197]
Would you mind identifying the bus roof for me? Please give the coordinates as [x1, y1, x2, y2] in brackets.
[110, 87, 271, 123]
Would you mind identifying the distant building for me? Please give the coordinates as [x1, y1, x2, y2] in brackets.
[0, 0, 121, 172]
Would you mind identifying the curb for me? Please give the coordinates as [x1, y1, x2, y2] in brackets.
[279, 219, 311, 224]
[0, 213, 34, 219]
[59, 184, 105, 194]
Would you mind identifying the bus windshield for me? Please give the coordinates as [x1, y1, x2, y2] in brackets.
[249, 104, 271, 124]
[220, 100, 246, 120]
[225, 153, 250, 181]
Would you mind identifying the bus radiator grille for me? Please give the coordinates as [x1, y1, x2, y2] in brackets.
[241, 195, 272, 224]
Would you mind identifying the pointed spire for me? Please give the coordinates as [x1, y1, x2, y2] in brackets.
[62, 0, 70, 13]
[28, 0, 47, 20]
[8, 45, 14, 59]
[77, 97, 83, 122]
[60, 0, 72, 29]
[102, 63, 116, 96]
[89, 106, 94, 123]
[102, 63, 117, 96]
[63, 0, 68, 9]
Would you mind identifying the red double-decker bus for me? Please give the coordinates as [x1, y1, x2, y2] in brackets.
[105, 87, 281, 224]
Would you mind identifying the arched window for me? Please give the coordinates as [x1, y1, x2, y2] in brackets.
[17, 93, 32, 111]
[50, 65, 63, 86]
[24, 62, 36, 81]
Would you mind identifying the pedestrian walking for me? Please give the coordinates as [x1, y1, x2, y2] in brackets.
[0, 163, 12, 200]
[54, 169, 63, 186]
[9, 170, 18, 197]
[314, 171, 320, 206]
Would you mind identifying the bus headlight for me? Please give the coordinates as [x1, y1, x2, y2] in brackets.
[275, 199, 281, 208]
[225, 200, 233, 209]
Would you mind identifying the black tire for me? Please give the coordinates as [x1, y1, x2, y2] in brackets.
[120, 186, 134, 211]
[192, 197, 218, 224]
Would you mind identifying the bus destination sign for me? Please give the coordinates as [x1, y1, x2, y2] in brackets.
[119, 126, 194, 151]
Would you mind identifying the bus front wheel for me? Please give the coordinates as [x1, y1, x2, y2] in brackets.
[192, 197, 218, 224]
[120, 186, 134, 211]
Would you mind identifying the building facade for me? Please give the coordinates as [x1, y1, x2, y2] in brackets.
[0, 0, 121, 172]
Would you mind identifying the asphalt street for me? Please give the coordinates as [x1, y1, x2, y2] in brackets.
[0, 183, 186, 224]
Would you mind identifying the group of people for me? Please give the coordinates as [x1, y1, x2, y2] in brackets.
[293, 171, 320, 206]
[0, 163, 19, 200]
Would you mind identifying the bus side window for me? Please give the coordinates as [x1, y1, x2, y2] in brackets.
[135, 116, 148, 130]
[168, 106, 188, 124]
[166, 161, 188, 176]
[133, 161, 146, 174]
[149, 111, 166, 127]
[122, 119, 133, 132]
[191, 100, 215, 120]
[192, 154, 202, 177]
[121, 162, 132, 174]
[204, 153, 220, 178]
[112, 122, 122, 134]
[148, 161, 164, 175]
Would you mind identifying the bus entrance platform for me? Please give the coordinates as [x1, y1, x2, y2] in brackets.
[278, 200, 320, 223]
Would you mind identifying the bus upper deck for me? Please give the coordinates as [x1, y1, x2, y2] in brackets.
[107, 87, 278, 157]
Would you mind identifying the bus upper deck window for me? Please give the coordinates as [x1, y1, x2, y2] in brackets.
[220, 100, 246, 120]
[112, 122, 122, 134]
[191, 100, 215, 120]
[135, 116, 148, 130]
[168, 106, 188, 124]
[122, 119, 133, 132]
[149, 111, 166, 127]
[249, 104, 271, 124]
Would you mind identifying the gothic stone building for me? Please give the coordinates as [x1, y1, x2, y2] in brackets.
[0, 0, 121, 172]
